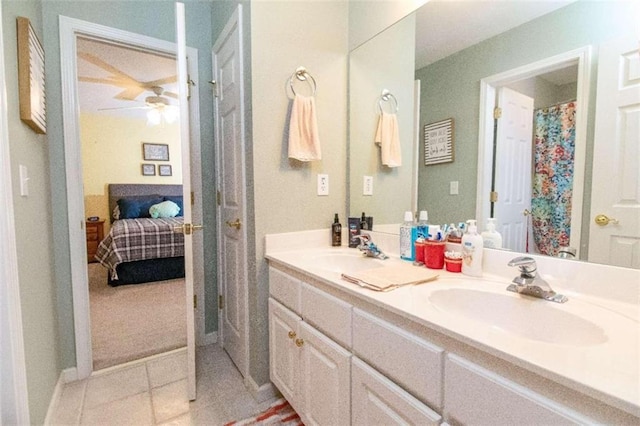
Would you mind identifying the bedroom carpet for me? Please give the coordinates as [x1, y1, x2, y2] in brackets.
[88, 263, 187, 370]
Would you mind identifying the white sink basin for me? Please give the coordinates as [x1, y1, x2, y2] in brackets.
[427, 287, 608, 346]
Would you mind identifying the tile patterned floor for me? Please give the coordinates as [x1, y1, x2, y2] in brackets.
[50, 344, 278, 425]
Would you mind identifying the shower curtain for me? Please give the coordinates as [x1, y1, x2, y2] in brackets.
[531, 101, 576, 256]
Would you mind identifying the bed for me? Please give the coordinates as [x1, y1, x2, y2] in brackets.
[95, 184, 186, 286]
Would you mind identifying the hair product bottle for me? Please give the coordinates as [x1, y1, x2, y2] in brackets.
[332, 213, 342, 247]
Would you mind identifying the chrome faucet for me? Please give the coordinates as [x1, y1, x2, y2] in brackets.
[355, 234, 388, 260]
[507, 256, 568, 303]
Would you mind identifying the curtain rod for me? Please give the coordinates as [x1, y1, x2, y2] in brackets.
[537, 98, 577, 110]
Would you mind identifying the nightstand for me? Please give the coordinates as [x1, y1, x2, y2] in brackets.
[86, 219, 105, 263]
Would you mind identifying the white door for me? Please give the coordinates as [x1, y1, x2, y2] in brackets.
[299, 322, 351, 426]
[494, 87, 534, 252]
[589, 37, 640, 268]
[175, 2, 196, 400]
[268, 299, 301, 406]
[213, 5, 249, 376]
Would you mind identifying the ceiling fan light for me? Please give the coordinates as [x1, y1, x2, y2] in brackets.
[163, 107, 178, 124]
[147, 108, 161, 126]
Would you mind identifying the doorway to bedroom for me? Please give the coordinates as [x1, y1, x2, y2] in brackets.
[77, 38, 187, 370]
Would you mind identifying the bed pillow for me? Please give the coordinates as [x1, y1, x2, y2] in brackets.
[149, 200, 181, 219]
[163, 195, 184, 217]
[117, 195, 164, 219]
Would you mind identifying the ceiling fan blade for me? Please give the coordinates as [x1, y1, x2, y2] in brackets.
[78, 76, 121, 85]
[114, 87, 147, 101]
[97, 105, 149, 111]
[145, 75, 178, 87]
[163, 91, 179, 99]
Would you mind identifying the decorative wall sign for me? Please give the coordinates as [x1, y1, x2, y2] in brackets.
[17, 17, 46, 134]
[424, 118, 454, 165]
[159, 165, 172, 176]
[141, 164, 156, 176]
[142, 143, 169, 161]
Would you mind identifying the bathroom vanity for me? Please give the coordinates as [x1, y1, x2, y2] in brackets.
[265, 230, 639, 425]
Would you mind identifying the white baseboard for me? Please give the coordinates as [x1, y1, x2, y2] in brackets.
[199, 331, 218, 346]
[43, 371, 68, 425]
[62, 367, 78, 383]
[245, 375, 279, 403]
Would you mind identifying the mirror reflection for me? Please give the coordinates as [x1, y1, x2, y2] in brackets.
[348, 0, 639, 268]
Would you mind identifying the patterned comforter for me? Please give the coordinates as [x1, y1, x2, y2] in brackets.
[96, 217, 185, 279]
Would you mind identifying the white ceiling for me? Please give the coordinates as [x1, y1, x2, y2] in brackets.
[415, 0, 576, 70]
[76, 37, 178, 119]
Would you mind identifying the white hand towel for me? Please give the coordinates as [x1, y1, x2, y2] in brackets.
[288, 94, 321, 161]
[374, 112, 402, 167]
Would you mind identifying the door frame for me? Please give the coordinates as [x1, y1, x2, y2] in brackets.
[476, 46, 591, 257]
[213, 5, 250, 379]
[0, 2, 30, 421]
[59, 16, 204, 379]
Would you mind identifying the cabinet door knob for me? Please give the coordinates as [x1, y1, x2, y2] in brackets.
[288, 331, 296, 339]
[295, 338, 304, 347]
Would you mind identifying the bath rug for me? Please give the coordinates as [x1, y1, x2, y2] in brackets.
[224, 398, 303, 426]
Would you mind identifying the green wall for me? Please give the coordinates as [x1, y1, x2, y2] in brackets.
[416, 0, 638, 250]
[2, 0, 60, 423]
[41, 0, 217, 368]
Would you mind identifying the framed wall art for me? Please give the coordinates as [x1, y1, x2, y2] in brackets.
[141, 163, 156, 176]
[159, 165, 172, 177]
[424, 118, 454, 166]
[142, 143, 169, 161]
[17, 17, 46, 134]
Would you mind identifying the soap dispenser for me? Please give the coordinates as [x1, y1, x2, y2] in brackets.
[399, 211, 416, 261]
[481, 218, 503, 249]
[461, 219, 483, 277]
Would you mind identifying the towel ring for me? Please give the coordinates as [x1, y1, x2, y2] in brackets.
[378, 89, 399, 113]
[289, 66, 317, 96]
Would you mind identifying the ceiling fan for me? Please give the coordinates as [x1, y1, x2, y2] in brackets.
[77, 51, 179, 124]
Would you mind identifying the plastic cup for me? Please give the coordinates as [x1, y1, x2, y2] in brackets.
[425, 241, 445, 269]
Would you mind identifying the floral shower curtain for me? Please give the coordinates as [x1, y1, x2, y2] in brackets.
[531, 101, 576, 256]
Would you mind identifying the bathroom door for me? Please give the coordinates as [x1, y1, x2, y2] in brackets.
[213, 5, 249, 377]
[175, 2, 197, 399]
[493, 87, 534, 253]
[589, 37, 640, 268]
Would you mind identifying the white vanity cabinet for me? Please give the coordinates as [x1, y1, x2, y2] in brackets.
[268, 268, 352, 426]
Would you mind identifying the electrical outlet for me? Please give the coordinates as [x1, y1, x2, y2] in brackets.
[363, 176, 373, 196]
[450, 180, 459, 195]
[317, 174, 329, 196]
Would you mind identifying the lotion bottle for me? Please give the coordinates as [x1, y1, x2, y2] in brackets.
[481, 218, 503, 249]
[461, 219, 483, 276]
[399, 211, 416, 261]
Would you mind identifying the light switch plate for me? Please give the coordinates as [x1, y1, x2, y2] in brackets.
[363, 176, 373, 196]
[450, 180, 459, 195]
[317, 174, 329, 196]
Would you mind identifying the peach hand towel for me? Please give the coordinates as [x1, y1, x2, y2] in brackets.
[288, 94, 321, 161]
[374, 112, 402, 167]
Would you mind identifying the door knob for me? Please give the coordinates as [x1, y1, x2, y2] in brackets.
[173, 223, 204, 235]
[594, 214, 619, 226]
[225, 219, 242, 230]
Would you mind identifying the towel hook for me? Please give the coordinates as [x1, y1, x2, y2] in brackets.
[378, 89, 399, 114]
[289, 66, 317, 96]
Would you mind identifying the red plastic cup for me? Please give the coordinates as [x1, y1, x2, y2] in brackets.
[415, 241, 426, 264]
[425, 241, 445, 269]
[445, 257, 462, 273]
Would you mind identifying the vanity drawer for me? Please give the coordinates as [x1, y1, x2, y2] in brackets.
[352, 357, 441, 425]
[444, 354, 592, 425]
[352, 308, 444, 410]
[301, 282, 352, 349]
[269, 267, 301, 314]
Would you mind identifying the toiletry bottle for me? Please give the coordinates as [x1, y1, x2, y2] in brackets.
[417, 210, 429, 240]
[360, 212, 369, 230]
[332, 214, 342, 247]
[481, 218, 503, 249]
[348, 217, 360, 248]
[399, 211, 416, 261]
[461, 219, 483, 277]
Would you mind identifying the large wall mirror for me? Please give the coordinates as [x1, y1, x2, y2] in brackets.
[348, 0, 639, 269]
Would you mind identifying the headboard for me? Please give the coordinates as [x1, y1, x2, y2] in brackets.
[108, 184, 183, 223]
